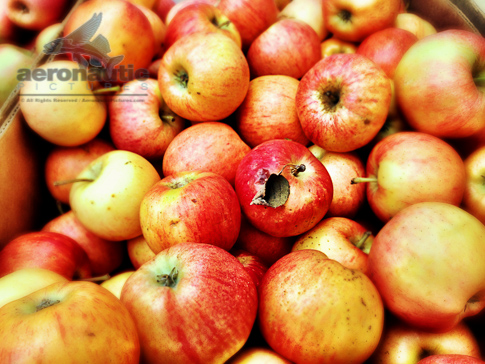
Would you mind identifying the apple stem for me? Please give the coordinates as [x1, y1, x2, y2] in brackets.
[351, 177, 378, 184]
[36, 298, 61, 312]
[217, 20, 231, 28]
[53, 178, 95, 186]
[157, 267, 179, 288]
[277, 163, 306, 177]
[79, 274, 111, 283]
[354, 231, 372, 250]
[160, 114, 176, 123]
[56, 200, 65, 215]
[93, 85, 121, 95]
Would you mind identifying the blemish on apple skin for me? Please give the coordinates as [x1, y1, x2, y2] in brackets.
[111, 194, 115, 198]
[361, 297, 367, 307]
[90, 201, 94, 205]
[125, 161, 132, 165]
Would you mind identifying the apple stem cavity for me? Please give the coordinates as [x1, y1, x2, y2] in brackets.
[36, 298, 61, 312]
[175, 70, 189, 89]
[11, 1, 28, 13]
[474, 75, 485, 87]
[351, 177, 378, 184]
[338, 9, 352, 22]
[157, 267, 179, 288]
[53, 178, 95, 186]
[354, 231, 372, 251]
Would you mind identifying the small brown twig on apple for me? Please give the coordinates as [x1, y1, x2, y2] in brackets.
[53, 178, 95, 186]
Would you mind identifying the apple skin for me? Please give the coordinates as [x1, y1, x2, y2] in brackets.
[140, 171, 241, 253]
[0, 231, 92, 280]
[165, 0, 219, 25]
[127, 235, 156, 270]
[227, 347, 292, 363]
[232, 215, 295, 267]
[356, 27, 418, 79]
[100, 270, 135, 299]
[136, 4, 167, 57]
[0, 281, 140, 364]
[277, 0, 328, 41]
[162, 121, 251, 186]
[109, 78, 185, 161]
[231, 249, 268, 290]
[369, 319, 482, 364]
[417, 355, 485, 364]
[462, 145, 485, 225]
[44, 138, 115, 205]
[0, 43, 33, 107]
[19, 60, 107, 147]
[320, 36, 357, 59]
[367, 202, 485, 332]
[292, 217, 373, 274]
[158, 31, 250, 122]
[69, 150, 161, 242]
[120, 243, 258, 364]
[6, 0, 69, 31]
[295, 53, 392, 153]
[235, 75, 309, 148]
[164, 2, 242, 50]
[247, 18, 322, 80]
[358, 131, 466, 223]
[394, 29, 485, 139]
[258, 249, 384, 364]
[394, 12, 437, 40]
[154, 0, 175, 23]
[309, 144, 366, 218]
[33, 22, 63, 55]
[64, 0, 156, 82]
[323, 0, 401, 42]
[0, 268, 68, 309]
[217, 0, 278, 50]
[41, 211, 126, 277]
[235, 139, 333, 238]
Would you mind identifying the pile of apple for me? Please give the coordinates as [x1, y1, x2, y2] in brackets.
[1, 0, 485, 362]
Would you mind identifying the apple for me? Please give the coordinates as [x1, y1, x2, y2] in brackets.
[158, 31, 249, 122]
[259, 249, 384, 363]
[0, 281, 140, 363]
[394, 12, 437, 39]
[227, 347, 293, 363]
[6, 0, 69, 31]
[120, 243, 258, 364]
[232, 215, 295, 267]
[0, 0, 19, 43]
[351, 131, 466, 223]
[0, 231, 91, 280]
[235, 75, 309, 148]
[356, 27, 418, 79]
[463, 145, 485, 226]
[369, 319, 482, 363]
[33, 22, 63, 54]
[140, 170, 241, 253]
[164, 0, 219, 25]
[417, 355, 485, 364]
[126, 0, 157, 11]
[127, 235, 156, 270]
[64, 0, 156, 82]
[292, 217, 373, 274]
[247, 18, 322, 79]
[44, 138, 115, 205]
[136, 4, 167, 58]
[0, 268, 68, 309]
[296, 53, 392, 153]
[235, 139, 333, 237]
[100, 270, 135, 299]
[217, 0, 278, 50]
[231, 249, 268, 290]
[394, 29, 485, 139]
[162, 121, 251, 186]
[19, 60, 107, 147]
[42, 210, 126, 276]
[309, 144, 366, 218]
[164, 3, 242, 50]
[0, 43, 33, 107]
[320, 36, 357, 59]
[323, 0, 401, 42]
[154, 0, 175, 23]
[277, 0, 328, 41]
[69, 150, 161, 241]
[367, 202, 485, 332]
[109, 78, 185, 161]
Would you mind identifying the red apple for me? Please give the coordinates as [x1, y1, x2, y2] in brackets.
[292, 217, 373, 274]
[162, 121, 251, 186]
[235, 139, 333, 237]
[259, 249, 384, 363]
[109, 78, 185, 161]
[44, 138, 115, 205]
[6, 0, 69, 31]
[158, 31, 249, 122]
[165, 0, 218, 25]
[418, 355, 485, 364]
[136, 4, 167, 57]
[309, 144, 366, 218]
[127, 235, 156, 270]
[42, 211, 126, 277]
[296, 53, 392, 152]
[154, 0, 175, 23]
[352, 131, 466, 223]
[164, 2, 241, 50]
[247, 18, 321, 79]
[120, 243, 258, 363]
[235, 75, 309, 148]
[0, 281, 140, 363]
[356, 27, 418, 79]
[140, 171, 241, 253]
[0, 231, 91, 280]
[231, 249, 268, 290]
[323, 0, 401, 42]
[394, 29, 485, 139]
